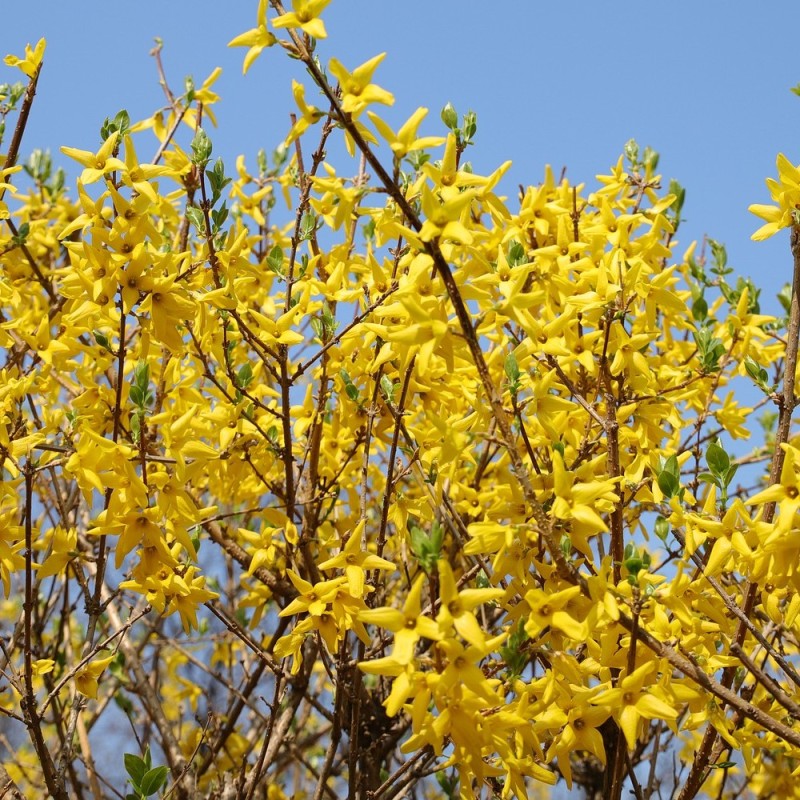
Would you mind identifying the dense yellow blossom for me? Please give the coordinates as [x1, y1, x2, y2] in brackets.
[2, 5, 800, 800]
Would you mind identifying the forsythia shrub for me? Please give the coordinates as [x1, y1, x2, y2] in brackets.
[2, 3, 800, 799]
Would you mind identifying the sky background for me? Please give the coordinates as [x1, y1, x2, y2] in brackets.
[4, 1, 800, 319]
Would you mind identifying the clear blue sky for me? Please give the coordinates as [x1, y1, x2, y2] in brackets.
[4, 1, 800, 313]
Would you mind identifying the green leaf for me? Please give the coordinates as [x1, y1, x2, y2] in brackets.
[744, 355, 770, 390]
[236, 363, 254, 390]
[410, 523, 442, 573]
[642, 145, 659, 172]
[691, 295, 708, 322]
[139, 765, 169, 796]
[778, 283, 792, 314]
[462, 110, 477, 143]
[310, 317, 323, 340]
[723, 464, 739, 489]
[708, 239, 730, 275]
[706, 441, 730, 478]
[184, 74, 196, 103]
[100, 109, 130, 140]
[622, 543, 651, 582]
[25, 149, 51, 181]
[134, 361, 149, 388]
[624, 138, 639, 167]
[10, 221, 30, 247]
[507, 239, 526, 266]
[499, 622, 529, 679]
[380, 374, 398, 404]
[130, 412, 141, 442]
[654, 515, 669, 541]
[407, 149, 430, 170]
[114, 693, 134, 714]
[339, 369, 359, 402]
[124, 753, 146, 789]
[206, 157, 231, 204]
[668, 178, 686, 226]
[300, 212, 317, 241]
[694, 327, 725, 373]
[185, 205, 206, 234]
[211, 203, 229, 232]
[504, 352, 520, 384]
[190, 127, 212, 165]
[440, 102, 458, 130]
[266, 244, 284, 274]
[657, 455, 680, 498]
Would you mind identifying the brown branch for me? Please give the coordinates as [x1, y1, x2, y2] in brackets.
[268, 4, 576, 586]
[677, 224, 800, 799]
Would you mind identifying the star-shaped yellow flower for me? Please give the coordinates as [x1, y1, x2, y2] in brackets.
[228, 0, 277, 74]
[273, 0, 332, 39]
[749, 153, 800, 240]
[61, 131, 126, 185]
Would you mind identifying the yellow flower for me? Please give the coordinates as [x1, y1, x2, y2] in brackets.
[524, 584, 589, 641]
[273, 0, 332, 39]
[748, 443, 800, 533]
[368, 107, 445, 159]
[328, 53, 394, 116]
[285, 80, 324, 145]
[120, 135, 174, 203]
[139, 276, 196, 352]
[418, 182, 478, 245]
[4, 38, 46, 77]
[120, 565, 218, 632]
[37, 526, 78, 579]
[550, 451, 619, 532]
[749, 153, 800, 240]
[228, 0, 277, 74]
[31, 659, 55, 677]
[61, 132, 126, 185]
[359, 573, 441, 663]
[591, 662, 678, 749]
[317, 522, 395, 597]
[436, 560, 504, 648]
[279, 570, 347, 617]
[75, 654, 114, 699]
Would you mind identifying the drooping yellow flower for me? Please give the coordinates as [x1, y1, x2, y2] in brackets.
[749, 153, 800, 240]
[749, 443, 800, 533]
[285, 80, 324, 145]
[228, 0, 277, 74]
[436, 560, 504, 648]
[273, 0, 332, 39]
[359, 573, 441, 663]
[591, 662, 679, 749]
[74, 654, 114, 699]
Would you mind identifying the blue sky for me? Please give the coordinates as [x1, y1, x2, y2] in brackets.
[4, 2, 800, 315]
